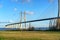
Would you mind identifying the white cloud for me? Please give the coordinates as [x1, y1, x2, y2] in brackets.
[11, 0, 21, 4]
[26, 11, 34, 15]
[22, 0, 31, 3]
[8, 20, 15, 23]
[11, 0, 18, 2]
[11, 0, 31, 4]
[15, 0, 18, 2]
[0, 4, 3, 8]
[26, 0, 31, 2]
[0, 20, 11, 23]
[14, 8, 17, 11]
[48, 0, 54, 3]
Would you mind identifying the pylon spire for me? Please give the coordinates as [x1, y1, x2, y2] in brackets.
[20, 11, 22, 29]
[24, 11, 26, 29]
[56, 0, 60, 30]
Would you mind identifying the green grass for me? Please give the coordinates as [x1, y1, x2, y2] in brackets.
[0, 31, 60, 40]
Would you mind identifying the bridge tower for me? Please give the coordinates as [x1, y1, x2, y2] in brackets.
[20, 11, 22, 29]
[24, 11, 26, 29]
[56, 0, 60, 30]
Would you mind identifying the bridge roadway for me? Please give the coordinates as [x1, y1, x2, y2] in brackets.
[5, 17, 60, 26]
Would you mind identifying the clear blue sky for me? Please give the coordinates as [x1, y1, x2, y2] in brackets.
[0, 0, 58, 28]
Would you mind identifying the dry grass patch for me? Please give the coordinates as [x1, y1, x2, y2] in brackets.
[0, 31, 60, 40]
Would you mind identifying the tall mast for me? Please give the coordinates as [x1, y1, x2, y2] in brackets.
[24, 11, 26, 29]
[20, 11, 22, 29]
[57, 0, 60, 29]
[58, 0, 60, 17]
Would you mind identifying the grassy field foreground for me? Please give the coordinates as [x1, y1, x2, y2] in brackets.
[0, 31, 60, 40]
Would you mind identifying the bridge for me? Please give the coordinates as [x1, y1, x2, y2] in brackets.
[5, 17, 60, 30]
[0, 0, 60, 30]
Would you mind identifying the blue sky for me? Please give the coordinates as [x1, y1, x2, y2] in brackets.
[0, 0, 58, 28]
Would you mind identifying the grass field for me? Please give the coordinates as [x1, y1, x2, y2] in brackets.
[0, 31, 60, 40]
